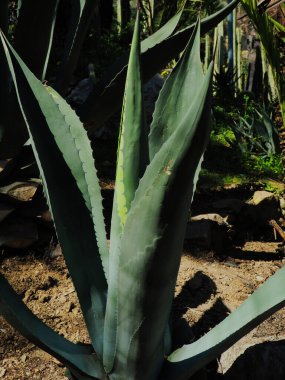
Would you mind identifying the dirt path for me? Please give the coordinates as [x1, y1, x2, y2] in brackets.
[0, 241, 284, 379]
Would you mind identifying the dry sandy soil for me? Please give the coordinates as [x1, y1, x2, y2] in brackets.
[0, 241, 284, 379]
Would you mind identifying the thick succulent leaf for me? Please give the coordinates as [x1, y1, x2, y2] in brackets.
[15, 0, 59, 80]
[78, 0, 239, 127]
[149, 21, 203, 160]
[161, 266, 285, 380]
[103, 14, 148, 372]
[0, 0, 9, 141]
[54, 0, 97, 94]
[113, 13, 148, 232]
[141, 6, 183, 52]
[0, 274, 103, 380]
[105, 24, 213, 379]
[0, 32, 107, 359]
[44, 85, 109, 278]
[0, 0, 59, 159]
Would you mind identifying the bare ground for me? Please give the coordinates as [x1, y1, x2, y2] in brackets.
[0, 241, 284, 379]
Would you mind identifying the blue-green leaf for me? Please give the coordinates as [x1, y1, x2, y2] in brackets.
[162, 266, 285, 380]
[104, 14, 148, 372]
[105, 22, 213, 379]
[0, 274, 103, 379]
[54, 0, 97, 94]
[0, 31, 107, 359]
[78, 0, 240, 127]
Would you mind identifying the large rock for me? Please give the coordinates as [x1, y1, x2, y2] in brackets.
[248, 190, 280, 223]
[212, 198, 245, 214]
[185, 213, 231, 254]
[0, 217, 38, 249]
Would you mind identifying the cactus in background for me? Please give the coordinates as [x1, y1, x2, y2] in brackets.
[236, 26, 242, 91]
[241, 0, 285, 125]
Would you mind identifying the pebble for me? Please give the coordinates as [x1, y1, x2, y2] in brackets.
[0, 368, 6, 378]
[256, 275, 265, 282]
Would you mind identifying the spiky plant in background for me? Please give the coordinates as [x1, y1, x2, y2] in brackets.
[2, 3, 285, 379]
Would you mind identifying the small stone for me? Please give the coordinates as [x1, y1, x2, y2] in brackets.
[0, 368, 6, 377]
[256, 275, 265, 282]
[0, 347, 4, 354]
[20, 354, 27, 363]
[58, 295, 67, 304]
[252, 190, 275, 205]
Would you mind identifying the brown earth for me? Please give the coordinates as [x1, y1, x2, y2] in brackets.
[0, 241, 284, 379]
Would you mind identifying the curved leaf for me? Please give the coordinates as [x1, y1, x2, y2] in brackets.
[54, 0, 97, 94]
[105, 23, 213, 379]
[15, 0, 59, 80]
[0, 273, 103, 379]
[45, 85, 109, 279]
[0, 32, 107, 359]
[161, 266, 285, 380]
[0, 0, 59, 159]
[78, 0, 240, 127]
[103, 14, 149, 372]
[149, 20, 203, 160]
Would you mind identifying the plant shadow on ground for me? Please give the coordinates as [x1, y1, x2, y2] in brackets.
[172, 270, 231, 379]
[230, 247, 283, 261]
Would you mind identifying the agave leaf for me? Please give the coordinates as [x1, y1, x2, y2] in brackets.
[15, 0, 59, 80]
[161, 266, 285, 380]
[0, 274, 103, 380]
[0, 0, 9, 140]
[78, 0, 239, 127]
[0, 32, 107, 359]
[113, 13, 148, 233]
[54, 0, 97, 94]
[105, 23, 213, 379]
[141, 6, 184, 52]
[103, 14, 149, 372]
[149, 19, 204, 159]
[44, 85, 109, 279]
[0, 0, 59, 159]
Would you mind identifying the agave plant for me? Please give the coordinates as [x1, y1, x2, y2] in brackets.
[0, 0, 240, 162]
[2, 5, 285, 379]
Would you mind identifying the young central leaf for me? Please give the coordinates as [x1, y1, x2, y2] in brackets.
[114, 13, 148, 231]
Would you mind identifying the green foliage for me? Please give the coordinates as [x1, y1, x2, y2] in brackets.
[0, 0, 240, 160]
[208, 88, 283, 181]
[241, 0, 285, 125]
[5, 2, 285, 380]
[242, 153, 284, 179]
[0, 17, 219, 380]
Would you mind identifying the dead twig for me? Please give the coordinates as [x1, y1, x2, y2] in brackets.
[269, 219, 285, 241]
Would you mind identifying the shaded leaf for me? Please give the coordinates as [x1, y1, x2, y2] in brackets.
[104, 22, 213, 379]
[54, 0, 98, 94]
[162, 266, 285, 380]
[0, 273, 104, 379]
[78, 0, 239, 128]
[104, 13, 148, 372]
[0, 31, 108, 359]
